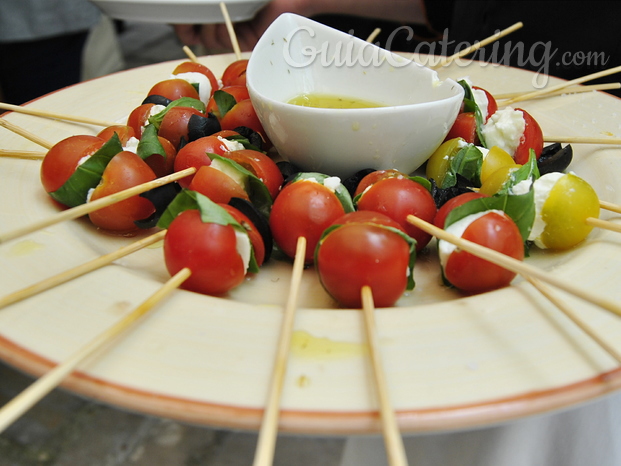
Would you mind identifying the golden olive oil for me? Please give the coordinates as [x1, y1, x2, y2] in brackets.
[288, 93, 383, 109]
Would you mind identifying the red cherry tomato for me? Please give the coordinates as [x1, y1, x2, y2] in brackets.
[442, 211, 524, 292]
[88, 151, 157, 232]
[172, 61, 219, 99]
[269, 180, 346, 263]
[316, 211, 411, 308]
[433, 192, 489, 229]
[221, 149, 283, 200]
[513, 108, 544, 165]
[126, 103, 155, 138]
[163, 209, 247, 295]
[158, 106, 205, 149]
[173, 135, 233, 187]
[219, 99, 270, 148]
[221, 204, 265, 267]
[445, 112, 478, 144]
[188, 165, 250, 204]
[221, 59, 248, 87]
[206, 85, 250, 118]
[97, 125, 136, 146]
[147, 78, 200, 101]
[40, 135, 105, 194]
[353, 169, 406, 197]
[143, 136, 177, 178]
[472, 86, 498, 122]
[356, 177, 437, 251]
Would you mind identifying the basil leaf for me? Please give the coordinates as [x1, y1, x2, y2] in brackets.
[291, 172, 355, 213]
[442, 144, 484, 188]
[137, 123, 166, 160]
[497, 150, 540, 196]
[148, 97, 206, 130]
[225, 134, 263, 152]
[409, 176, 432, 192]
[214, 90, 237, 118]
[458, 80, 487, 147]
[50, 133, 123, 207]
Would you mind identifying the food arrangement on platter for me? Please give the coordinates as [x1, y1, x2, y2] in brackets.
[1, 13, 621, 439]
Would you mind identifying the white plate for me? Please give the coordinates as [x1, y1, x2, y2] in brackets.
[1, 53, 621, 434]
[91, 0, 269, 23]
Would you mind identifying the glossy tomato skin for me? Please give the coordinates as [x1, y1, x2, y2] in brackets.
[147, 78, 200, 101]
[163, 209, 246, 295]
[126, 103, 155, 138]
[443, 211, 524, 292]
[172, 61, 219, 98]
[433, 192, 489, 228]
[269, 180, 346, 263]
[40, 135, 106, 194]
[97, 125, 136, 146]
[220, 204, 265, 267]
[221, 59, 248, 87]
[472, 86, 498, 122]
[88, 151, 157, 232]
[173, 135, 233, 187]
[188, 165, 250, 204]
[316, 211, 411, 308]
[206, 85, 250, 118]
[353, 169, 406, 197]
[513, 108, 544, 165]
[221, 149, 284, 200]
[158, 106, 205, 149]
[143, 136, 177, 178]
[219, 99, 270, 147]
[356, 177, 437, 251]
[445, 112, 478, 144]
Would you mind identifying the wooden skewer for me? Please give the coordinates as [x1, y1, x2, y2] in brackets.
[600, 200, 621, 215]
[253, 236, 306, 466]
[366, 27, 382, 43]
[502, 64, 621, 106]
[0, 167, 195, 245]
[586, 217, 621, 234]
[182, 45, 199, 63]
[406, 215, 621, 318]
[494, 83, 621, 100]
[543, 135, 621, 145]
[0, 102, 117, 128]
[220, 2, 242, 61]
[0, 230, 166, 311]
[525, 276, 621, 364]
[361, 286, 409, 466]
[0, 267, 191, 434]
[429, 22, 523, 70]
[0, 118, 53, 149]
[0, 149, 45, 160]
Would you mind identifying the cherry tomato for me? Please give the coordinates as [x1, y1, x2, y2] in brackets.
[88, 151, 157, 232]
[479, 146, 515, 185]
[425, 138, 464, 187]
[269, 180, 347, 263]
[478, 164, 521, 196]
[316, 211, 411, 308]
[472, 86, 498, 122]
[188, 165, 250, 204]
[445, 112, 477, 144]
[353, 169, 406, 197]
[127, 103, 156, 138]
[513, 108, 544, 165]
[219, 99, 270, 147]
[221, 204, 265, 267]
[356, 177, 437, 251]
[221, 149, 283, 200]
[221, 59, 248, 87]
[441, 211, 524, 292]
[143, 136, 177, 178]
[147, 78, 200, 101]
[434, 192, 489, 228]
[40, 135, 105, 194]
[172, 61, 219, 99]
[97, 125, 136, 146]
[163, 209, 247, 295]
[206, 86, 250, 118]
[158, 106, 205, 149]
[173, 135, 234, 187]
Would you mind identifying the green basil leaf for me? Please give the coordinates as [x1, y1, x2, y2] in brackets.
[458, 79, 487, 147]
[448, 144, 484, 188]
[409, 176, 432, 192]
[137, 123, 166, 160]
[49, 133, 123, 207]
[214, 90, 237, 118]
[291, 172, 355, 213]
[147, 97, 206, 130]
[225, 134, 263, 152]
[497, 150, 540, 196]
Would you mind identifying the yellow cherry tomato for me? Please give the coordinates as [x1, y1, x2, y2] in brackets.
[538, 173, 600, 250]
[480, 146, 515, 185]
[479, 164, 522, 196]
[426, 138, 464, 187]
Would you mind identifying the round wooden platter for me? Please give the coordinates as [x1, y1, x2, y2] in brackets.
[0, 53, 620, 434]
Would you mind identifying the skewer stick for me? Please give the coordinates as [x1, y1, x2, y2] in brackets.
[253, 236, 306, 466]
[0, 267, 191, 434]
[0, 102, 117, 128]
[525, 276, 621, 364]
[586, 217, 621, 234]
[406, 215, 621, 318]
[0, 118, 53, 149]
[361, 286, 409, 466]
[0, 230, 166, 311]
[600, 200, 621, 215]
[494, 83, 621, 100]
[0, 167, 195, 245]
[366, 28, 382, 43]
[429, 22, 523, 69]
[502, 64, 621, 106]
[220, 2, 242, 61]
[182, 45, 199, 63]
[0, 149, 45, 160]
[543, 135, 621, 145]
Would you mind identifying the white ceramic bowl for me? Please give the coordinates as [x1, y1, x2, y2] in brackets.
[247, 13, 464, 179]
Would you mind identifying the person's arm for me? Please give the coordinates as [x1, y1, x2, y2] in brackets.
[174, 0, 427, 52]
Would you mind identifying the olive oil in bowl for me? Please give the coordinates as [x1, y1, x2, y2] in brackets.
[288, 93, 384, 109]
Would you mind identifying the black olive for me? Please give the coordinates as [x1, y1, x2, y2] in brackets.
[430, 176, 475, 208]
[188, 112, 221, 141]
[537, 143, 573, 175]
[228, 197, 273, 263]
[233, 126, 264, 151]
[141, 94, 172, 106]
[278, 161, 301, 184]
[134, 182, 182, 229]
[342, 168, 376, 196]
